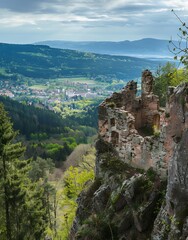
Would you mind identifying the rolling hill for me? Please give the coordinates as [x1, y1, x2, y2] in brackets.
[0, 43, 162, 82]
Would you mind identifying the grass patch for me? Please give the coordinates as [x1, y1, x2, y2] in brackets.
[29, 85, 48, 90]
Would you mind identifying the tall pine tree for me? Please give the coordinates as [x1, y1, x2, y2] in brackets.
[0, 103, 49, 240]
[0, 102, 28, 239]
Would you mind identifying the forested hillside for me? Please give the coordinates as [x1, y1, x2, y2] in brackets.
[0, 102, 96, 239]
[0, 96, 98, 164]
[0, 43, 161, 82]
[0, 96, 98, 137]
[0, 96, 65, 137]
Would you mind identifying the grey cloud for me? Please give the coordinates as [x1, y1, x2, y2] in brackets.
[81, 20, 129, 29]
[71, 7, 92, 14]
[0, 0, 108, 22]
[0, 0, 109, 14]
[61, 19, 82, 24]
[0, 0, 39, 13]
[0, 0, 59, 13]
[0, 0, 181, 17]
[82, 25, 101, 29]
[111, 4, 158, 13]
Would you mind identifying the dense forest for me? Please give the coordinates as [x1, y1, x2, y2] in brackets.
[0, 96, 98, 165]
[0, 102, 96, 239]
[0, 96, 98, 137]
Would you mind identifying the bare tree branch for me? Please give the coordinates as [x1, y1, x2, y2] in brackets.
[169, 9, 188, 65]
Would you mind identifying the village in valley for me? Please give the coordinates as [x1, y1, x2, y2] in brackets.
[0, 77, 118, 113]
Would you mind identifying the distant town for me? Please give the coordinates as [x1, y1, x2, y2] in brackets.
[0, 78, 114, 111]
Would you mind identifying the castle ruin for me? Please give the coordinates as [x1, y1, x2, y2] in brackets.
[98, 70, 167, 174]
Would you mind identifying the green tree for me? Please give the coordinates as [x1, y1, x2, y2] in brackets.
[0, 103, 50, 240]
[154, 62, 177, 106]
[59, 148, 95, 239]
[0, 103, 29, 239]
[154, 63, 188, 106]
[28, 157, 56, 238]
[29, 157, 54, 182]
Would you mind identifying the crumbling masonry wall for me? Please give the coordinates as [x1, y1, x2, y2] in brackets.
[98, 70, 167, 174]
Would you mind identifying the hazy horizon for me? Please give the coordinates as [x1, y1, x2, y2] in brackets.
[0, 37, 174, 46]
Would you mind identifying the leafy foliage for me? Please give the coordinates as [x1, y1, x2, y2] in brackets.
[153, 63, 176, 106]
[155, 13, 188, 107]
[153, 62, 188, 106]
[29, 157, 55, 181]
[45, 146, 95, 240]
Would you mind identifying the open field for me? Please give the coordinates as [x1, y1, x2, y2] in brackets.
[29, 85, 48, 90]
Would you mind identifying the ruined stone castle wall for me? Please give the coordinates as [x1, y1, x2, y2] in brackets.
[98, 70, 167, 174]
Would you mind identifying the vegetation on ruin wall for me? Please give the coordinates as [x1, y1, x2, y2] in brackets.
[154, 62, 188, 106]
[154, 15, 188, 107]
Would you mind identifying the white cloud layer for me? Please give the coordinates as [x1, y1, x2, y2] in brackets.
[0, 0, 188, 43]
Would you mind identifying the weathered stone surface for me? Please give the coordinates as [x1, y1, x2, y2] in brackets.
[98, 70, 166, 174]
[119, 213, 133, 232]
[152, 83, 188, 240]
[71, 137, 166, 239]
[121, 174, 143, 203]
[113, 193, 127, 212]
[92, 185, 111, 212]
[133, 191, 161, 232]
[141, 69, 154, 94]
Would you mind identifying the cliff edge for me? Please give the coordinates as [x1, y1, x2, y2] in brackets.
[70, 70, 188, 240]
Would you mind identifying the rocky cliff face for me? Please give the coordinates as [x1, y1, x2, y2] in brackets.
[70, 71, 188, 240]
[152, 83, 188, 240]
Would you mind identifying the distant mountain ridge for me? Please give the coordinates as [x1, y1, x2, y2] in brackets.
[34, 38, 175, 59]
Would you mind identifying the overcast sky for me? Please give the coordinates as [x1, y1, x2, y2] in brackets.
[0, 0, 188, 43]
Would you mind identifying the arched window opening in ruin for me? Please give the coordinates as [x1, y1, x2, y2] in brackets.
[110, 118, 115, 127]
[111, 131, 119, 146]
[134, 111, 142, 131]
